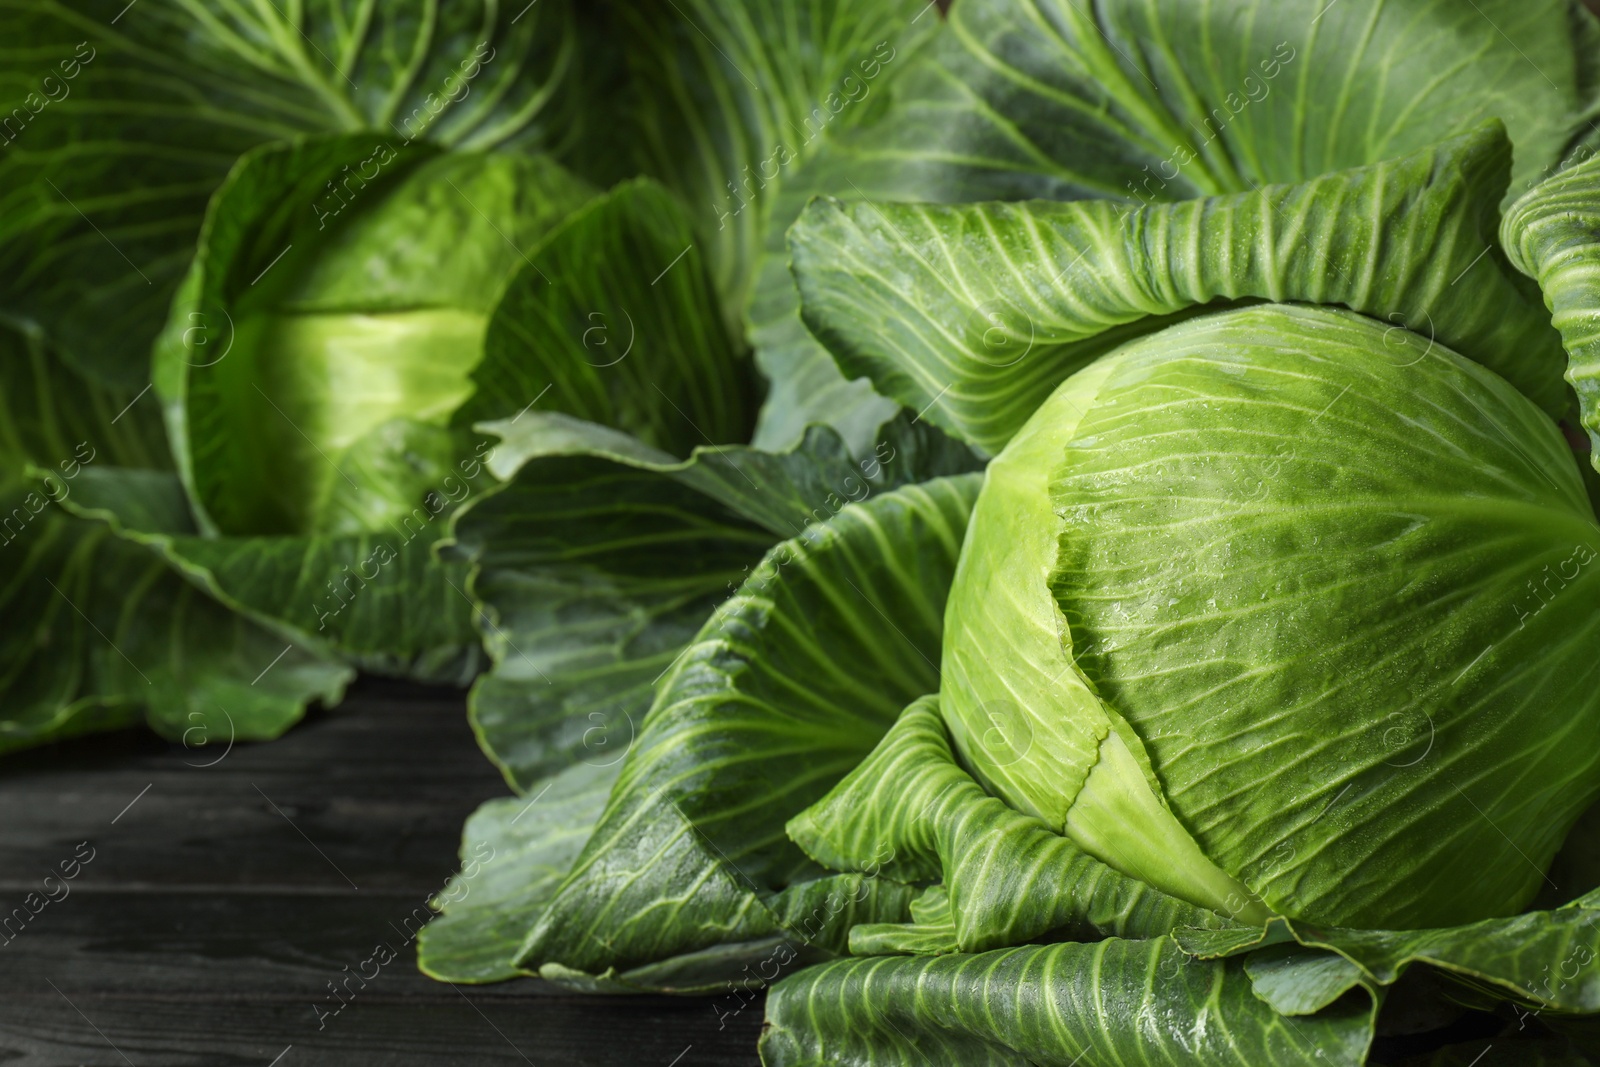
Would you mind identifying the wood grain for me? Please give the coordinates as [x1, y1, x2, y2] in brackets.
[0, 679, 762, 1066]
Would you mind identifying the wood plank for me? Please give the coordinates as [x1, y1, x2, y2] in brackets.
[0, 994, 763, 1066]
[0, 680, 497, 893]
[0, 680, 764, 1065]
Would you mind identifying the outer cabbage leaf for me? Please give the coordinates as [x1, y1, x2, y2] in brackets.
[773, 690, 1600, 1062]
[460, 178, 757, 458]
[1242, 945, 1368, 1017]
[453, 412, 979, 792]
[67, 499, 484, 684]
[0, 0, 584, 387]
[1171, 884, 1600, 1023]
[416, 760, 619, 984]
[0, 322, 350, 752]
[789, 695, 1231, 957]
[1176, 902, 1600, 1015]
[508, 474, 980, 990]
[813, 0, 1598, 206]
[760, 938, 1377, 1067]
[601, 0, 943, 454]
[754, 0, 1600, 452]
[611, 0, 940, 327]
[790, 125, 1566, 453]
[415, 414, 977, 983]
[1504, 151, 1600, 467]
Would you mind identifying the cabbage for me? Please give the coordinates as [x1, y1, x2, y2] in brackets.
[410, 3, 1600, 1063]
[944, 302, 1600, 930]
[11, 0, 1600, 1064]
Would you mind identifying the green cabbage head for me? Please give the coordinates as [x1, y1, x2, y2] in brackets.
[940, 303, 1600, 930]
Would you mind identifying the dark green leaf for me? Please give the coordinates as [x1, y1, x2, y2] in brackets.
[416, 760, 620, 984]
[818, 0, 1598, 205]
[612, 0, 940, 323]
[455, 411, 978, 791]
[0, 322, 350, 751]
[0, 0, 585, 386]
[512, 473, 979, 986]
[63, 461, 486, 683]
[757, 0, 1600, 451]
[463, 178, 757, 457]
[1244, 944, 1368, 1017]
[599, 0, 944, 452]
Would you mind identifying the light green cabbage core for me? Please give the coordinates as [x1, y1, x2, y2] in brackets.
[236, 309, 484, 534]
[218, 152, 594, 536]
[944, 303, 1600, 929]
[941, 357, 1267, 922]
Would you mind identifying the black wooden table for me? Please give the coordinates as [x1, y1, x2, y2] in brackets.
[0, 679, 763, 1066]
